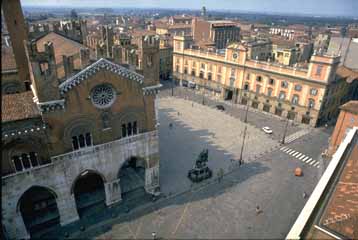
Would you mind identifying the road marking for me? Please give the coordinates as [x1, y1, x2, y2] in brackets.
[309, 160, 316, 165]
[280, 146, 287, 151]
[126, 225, 136, 239]
[302, 156, 309, 162]
[292, 152, 300, 157]
[306, 158, 313, 164]
[296, 153, 303, 158]
[299, 155, 306, 160]
[284, 148, 292, 153]
[287, 149, 295, 154]
[172, 202, 190, 236]
[313, 162, 320, 167]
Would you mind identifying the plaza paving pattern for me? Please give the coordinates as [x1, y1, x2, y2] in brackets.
[158, 97, 279, 195]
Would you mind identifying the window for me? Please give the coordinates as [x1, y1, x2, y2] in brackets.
[230, 68, 235, 76]
[256, 76, 262, 82]
[122, 121, 138, 137]
[176, 65, 179, 73]
[176, 58, 180, 64]
[201, 63, 205, 69]
[308, 99, 315, 109]
[191, 70, 196, 76]
[184, 60, 188, 65]
[310, 88, 318, 96]
[184, 67, 188, 74]
[269, 78, 275, 85]
[267, 88, 273, 97]
[279, 91, 286, 100]
[216, 74, 221, 81]
[91, 84, 116, 109]
[208, 72, 212, 81]
[218, 66, 222, 73]
[244, 83, 249, 91]
[315, 65, 323, 76]
[246, 73, 250, 80]
[281, 81, 288, 88]
[294, 85, 302, 91]
[72, 132, 92, 150]
[292, 95, 299, 105]
[12, 152, 39, 172]
[199, 71, 204, 79]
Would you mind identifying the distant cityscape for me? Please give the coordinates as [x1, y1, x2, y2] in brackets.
[1, 1, 357, 239]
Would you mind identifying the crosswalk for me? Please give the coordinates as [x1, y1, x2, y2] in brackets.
[280, 146, 320, 168]
[284, 128, 311, 144]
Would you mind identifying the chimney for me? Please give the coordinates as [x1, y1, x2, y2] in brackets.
[112, 45, 122, 64]
[80, 47, 90, 69]
[63, 55, 74, 78]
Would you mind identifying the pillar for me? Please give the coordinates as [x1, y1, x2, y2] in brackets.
[80, 47, 90, 69]
[145, 165, 160, 195]
[4, 210, 30, 240]
[104, 179, 122, 206]
[57, 193, 79, 226]
[63, 55, 74, 78]
[112, 45, 123, 64]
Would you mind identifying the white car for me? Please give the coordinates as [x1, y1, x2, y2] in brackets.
[262, 126, 273, 134]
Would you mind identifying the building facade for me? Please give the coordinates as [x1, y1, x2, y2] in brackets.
[1, 3, 161, 238]
[328, 101, 358, 156]
[172, 35, 352, 127]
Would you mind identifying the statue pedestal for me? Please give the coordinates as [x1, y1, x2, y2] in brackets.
[187, 166, 212, 183]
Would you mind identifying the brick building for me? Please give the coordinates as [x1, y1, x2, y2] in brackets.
[173, 35, 357, 127]
[328, 101, 358, 156]
[1, 1, 161, 239]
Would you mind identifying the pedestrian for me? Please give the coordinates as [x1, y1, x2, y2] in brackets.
[192, 102, 194, 107]
[177, 111, 180, 116]
[303, 191, 308, 199]
[169, 123, 173, 129]
[256, 205, 263, 215]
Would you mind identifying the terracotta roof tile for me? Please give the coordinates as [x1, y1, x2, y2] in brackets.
[1, 91, 40, 123]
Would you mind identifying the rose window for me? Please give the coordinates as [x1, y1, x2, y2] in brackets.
[91, 84, 116, 108]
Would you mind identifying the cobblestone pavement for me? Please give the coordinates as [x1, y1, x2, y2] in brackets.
[158, 97, 278, 195]
[158, 82, 305, 142]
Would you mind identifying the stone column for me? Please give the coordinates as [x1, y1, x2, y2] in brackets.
[80, 47, 90, 69]
[112, 45, 123, 64]
[104, 179, 122, 206]
[57, 193, 79, 226]
[145, 165, 160, 195]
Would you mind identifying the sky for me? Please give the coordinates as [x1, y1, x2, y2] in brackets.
[21, 0, 358, 17]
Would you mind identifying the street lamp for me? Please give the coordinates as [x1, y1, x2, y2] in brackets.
[239, 125, 247, 164]
[244, 100, 249, 123]
[281, 117, 289, 144]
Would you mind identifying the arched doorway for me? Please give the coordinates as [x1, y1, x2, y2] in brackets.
[73, 171, 106, 218]
[118, 157, 146, 199]
[18, 186, 60, 237]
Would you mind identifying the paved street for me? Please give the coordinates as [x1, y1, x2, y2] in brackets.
[44, 85, 332, 239]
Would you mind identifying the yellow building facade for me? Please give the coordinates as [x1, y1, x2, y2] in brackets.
[173, 36, 341, 127]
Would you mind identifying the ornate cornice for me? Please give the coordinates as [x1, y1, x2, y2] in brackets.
[142, 84, 162, 95]
[59, 58, 144, 94]
[2, 124, 47, 140]
[37, 99, 65, 113]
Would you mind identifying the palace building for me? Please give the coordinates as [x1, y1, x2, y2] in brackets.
[1, 1, 161, 239]
[173, 35, 358, 127]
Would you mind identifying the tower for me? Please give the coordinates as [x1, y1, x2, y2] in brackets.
[308, 52, 340, 83]
[25, 41, 60, 103]
[2, 0, 30, 85]
[139, 35, 160, 86]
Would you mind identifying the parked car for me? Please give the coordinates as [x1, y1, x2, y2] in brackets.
[216, 105, 225, 111]
[262, 126, 273, 134]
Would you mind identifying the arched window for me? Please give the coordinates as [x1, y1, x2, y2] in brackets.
[281, 81, 288, 88]
[244, 82, 249, 91]
[279, 91, 286, 100]
[122, 121, 138, 138]
[292, 94, 299, 105]
[12, 152, 39, 172]
[267, 88, 273, 97]
[72, 133, 92, 150]
[294, 84, 302, 91]
[308, 98, 315, 109]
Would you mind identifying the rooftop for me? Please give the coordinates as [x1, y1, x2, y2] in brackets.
[340, 101, 358, 115]
[1, 91, 40, 123]
[36, 32, 86, 79]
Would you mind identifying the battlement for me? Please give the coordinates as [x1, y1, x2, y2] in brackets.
[27, 40, 56, 62]
[142, 35, 160, 48]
